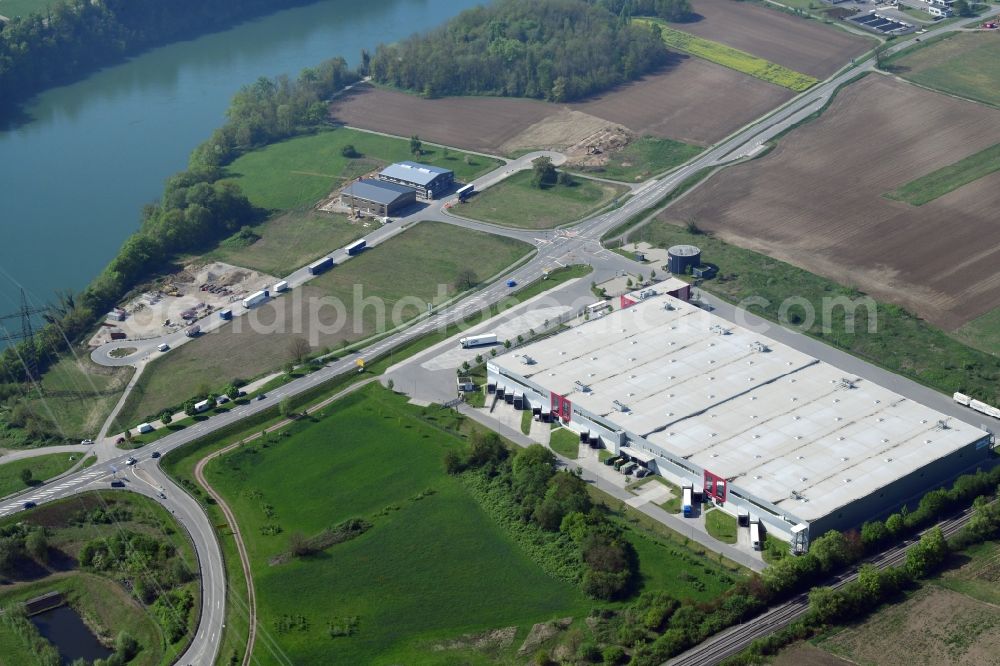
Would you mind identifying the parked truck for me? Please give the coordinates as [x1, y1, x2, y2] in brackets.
[194, 399, 211, 413]
[136, 423, 154, 434]
[185, 324, 200, 337]
[345, 239, 367, 256]
[274, 280, 289, 293]
[456, 183, 475, 202]
[682, 485, 694, 517]
[460, 333, 497, 348]
[308, 257, 334, 275]
[749, 519, 762, 551]
[955, 391, 1000, 418]
[242, 290, 269, 309]
[219, 308, 233, 321]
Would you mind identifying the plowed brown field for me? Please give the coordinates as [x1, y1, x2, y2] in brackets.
[671, 0, 874, 79]
[329, 84, 560, 155]
[568, 55, 792, 145]
[660, 74, 1000, 329]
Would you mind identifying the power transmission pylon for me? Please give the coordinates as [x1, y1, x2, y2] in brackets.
[0, 288, 49, 382]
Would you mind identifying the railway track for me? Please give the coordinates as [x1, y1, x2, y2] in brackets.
[667, 505, 981, 666]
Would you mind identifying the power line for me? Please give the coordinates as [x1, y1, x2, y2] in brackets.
[0, 288, 50, 381]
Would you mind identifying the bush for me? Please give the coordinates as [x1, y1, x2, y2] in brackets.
[602, 645, 626, 665]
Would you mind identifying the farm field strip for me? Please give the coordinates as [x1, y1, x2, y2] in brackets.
[674, 0, 874, 79]
[638, 19, 818, 91]
[886, 141, 1000, 205]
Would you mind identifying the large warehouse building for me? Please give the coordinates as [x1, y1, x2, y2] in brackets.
[488, 292, 993, 553]
[340, 178, 416, 217]
[378, 161, 454, 199]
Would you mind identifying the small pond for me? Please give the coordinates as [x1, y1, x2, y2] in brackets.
[30, 605, 112, 664]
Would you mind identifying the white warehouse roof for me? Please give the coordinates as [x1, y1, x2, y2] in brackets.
[494, 295, 989, 523]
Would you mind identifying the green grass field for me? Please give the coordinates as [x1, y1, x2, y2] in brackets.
[0, 453, 91, 498]
[198, 209, 363, 278]
[638, 224, 1000, 404]
[934, 539, 1000, 606]
[308, 221, 530, 327]
[639, 19, 818, 91]
[223, 128, 501, 211]
[0, 492, 200, 666]
[570, 136, 702, 182]
[204, 384, 590, 664]
[885, 142, 1000, 205]
[460, 171, 626, 229]
[115, 222, 531, 425]
[0, 356, 133, 448]
[704, 509, 738, 544]
[549, 428, 580, 459]
[888, 31, 1000, 107]
[952, 306, 1000, 356]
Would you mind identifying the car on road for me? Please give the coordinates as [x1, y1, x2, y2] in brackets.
[111, 480, 125, 488]
[126, 457, 137, 466]
[506, 279, 517, 288]
[151, 451, 161, 459]
[257, 393, 267, 401]
[157, 343, 170, 352]
[81, 438, 94, 445]
[158, 492, 166, 499]
[22, 501, 36, 510]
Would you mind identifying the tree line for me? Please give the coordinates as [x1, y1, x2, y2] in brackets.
[0, 0, 332, 115]
[368, 0, 685, 102]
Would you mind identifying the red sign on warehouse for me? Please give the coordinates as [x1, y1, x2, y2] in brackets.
[704, 470, 727, 502]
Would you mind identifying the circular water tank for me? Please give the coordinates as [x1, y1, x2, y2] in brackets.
[668, 244, 701, 275]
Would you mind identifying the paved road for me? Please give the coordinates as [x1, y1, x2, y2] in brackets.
[13, 20, 981, 664]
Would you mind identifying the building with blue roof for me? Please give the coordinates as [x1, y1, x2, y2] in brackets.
[340, 178, 416, 217]
[378, 161, 454, 199]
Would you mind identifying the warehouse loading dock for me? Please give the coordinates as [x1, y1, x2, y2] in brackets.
[488, 293, 993, 553]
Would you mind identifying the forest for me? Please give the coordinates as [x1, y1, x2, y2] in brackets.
[0, 0, 327, 114]
[368, 0, 690, 102]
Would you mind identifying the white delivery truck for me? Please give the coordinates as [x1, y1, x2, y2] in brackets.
[274, 280, 289, 293]
[460, 333, 497, 348]
[749, 519, 762, 551]
[242, 290, 270, 309]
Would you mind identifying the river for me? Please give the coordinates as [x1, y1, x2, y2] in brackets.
[0, 0, 483, 316]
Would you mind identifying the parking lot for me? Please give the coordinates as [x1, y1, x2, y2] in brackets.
[851, 10, 917, 33]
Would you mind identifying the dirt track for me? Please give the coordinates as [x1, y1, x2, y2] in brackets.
[661, 74, 1000, 329]
[672, 0, 874, 79]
